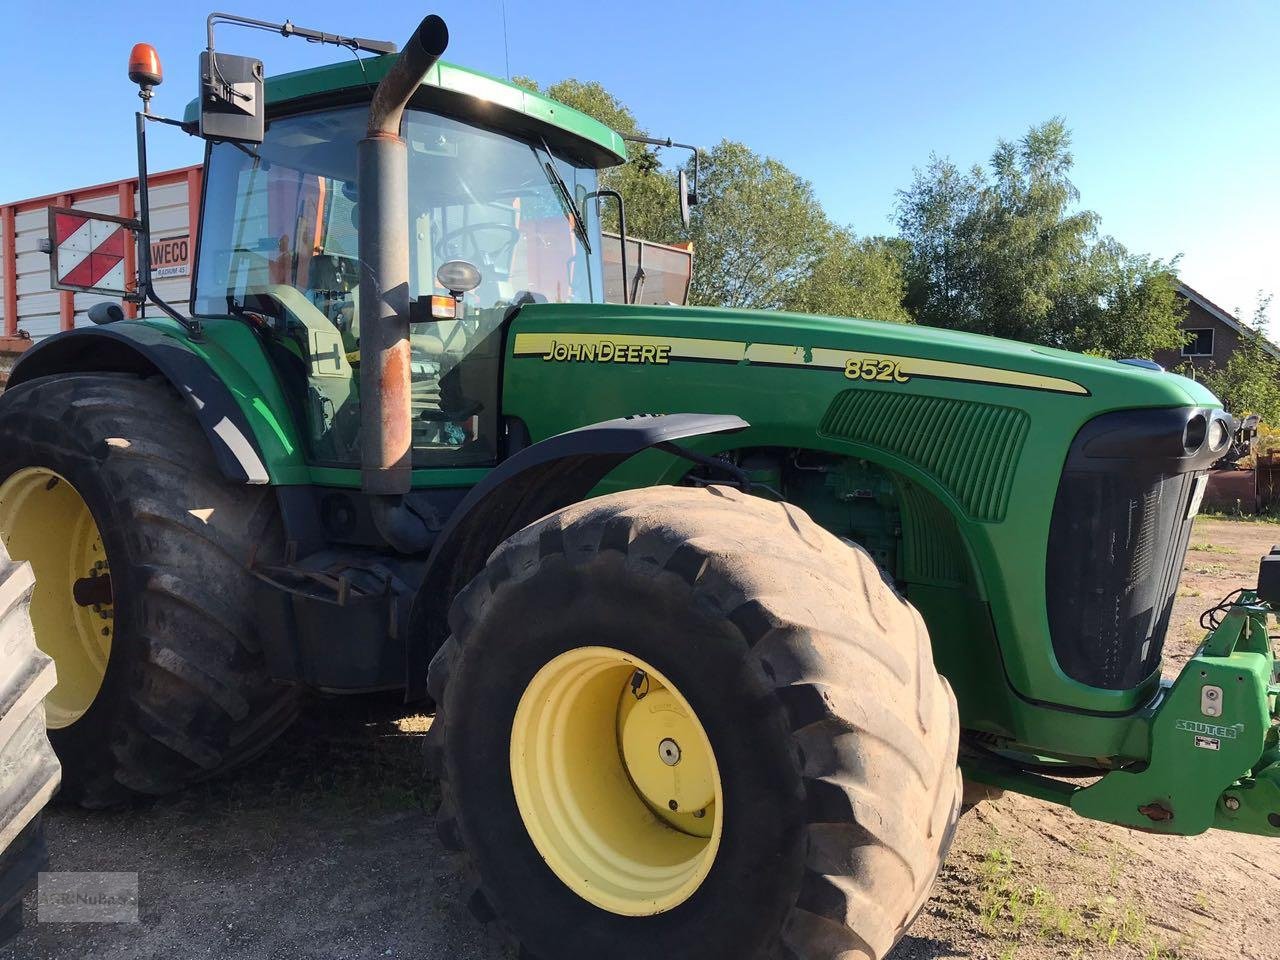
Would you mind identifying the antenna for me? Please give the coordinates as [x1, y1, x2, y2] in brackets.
[499, 0, 511, 79]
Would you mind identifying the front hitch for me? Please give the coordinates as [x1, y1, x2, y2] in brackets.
[1216, 743, 1280, 835]
[1071, 590, 1280, 836]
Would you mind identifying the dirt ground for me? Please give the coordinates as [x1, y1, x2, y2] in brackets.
[4, 516, 1278, 960]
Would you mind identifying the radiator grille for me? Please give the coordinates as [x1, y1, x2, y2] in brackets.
[819, 390, 1029, 522]
[1043, 407, 1219, 692]
[1047, 470, 1198, 689]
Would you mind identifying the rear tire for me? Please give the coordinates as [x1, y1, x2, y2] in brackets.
[0, 373, 300, 807]
[0, 542, 60, 943]
[426, 485, 961, 959]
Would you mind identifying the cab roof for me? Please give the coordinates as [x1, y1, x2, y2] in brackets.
[184, 54, 628, 169]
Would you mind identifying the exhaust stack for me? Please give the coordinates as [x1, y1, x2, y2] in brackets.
[357, 15, 448, 551]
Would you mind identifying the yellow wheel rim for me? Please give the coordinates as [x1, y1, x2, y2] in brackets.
[510, 646, 723, 916]
[0, 468, 113, 728]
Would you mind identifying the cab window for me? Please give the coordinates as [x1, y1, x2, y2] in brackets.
[194, 106, 603, 468]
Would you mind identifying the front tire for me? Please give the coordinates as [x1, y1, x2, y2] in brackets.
[0, 373, 299, 807]
[426, 485, 961, 959]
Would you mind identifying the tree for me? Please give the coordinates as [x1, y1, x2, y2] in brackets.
[684, 140, 830, 310]
[896, 119, 1185, 358]
[786, 228, 913, 323]
[515, 79, 839, 312]
[1186, 296, 1280, 423]
[515, 77, 683, 243]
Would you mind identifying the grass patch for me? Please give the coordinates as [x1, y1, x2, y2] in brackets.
[1188, 541, 1237, 554]
[1192, 562, 1228, 576]
[973, 846, 1179, 957]
[1200, 509, 1280, 524]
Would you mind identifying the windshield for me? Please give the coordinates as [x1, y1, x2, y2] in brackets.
[194, 106, 603, 316]
[192, 106, 604, 469]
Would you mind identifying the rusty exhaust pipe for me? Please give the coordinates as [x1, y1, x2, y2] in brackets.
[358, 15, 448, 552]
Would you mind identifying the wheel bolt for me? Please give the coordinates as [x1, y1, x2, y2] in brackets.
[1224, 795, 1241, 811]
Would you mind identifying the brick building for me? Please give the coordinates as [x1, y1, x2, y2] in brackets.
[1153, 282, 1280, 374]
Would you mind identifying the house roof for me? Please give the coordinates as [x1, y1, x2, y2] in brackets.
[1177, 282, 1280, 361]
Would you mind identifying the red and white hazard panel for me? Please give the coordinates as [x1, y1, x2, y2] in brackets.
[49, 209, 134, 295]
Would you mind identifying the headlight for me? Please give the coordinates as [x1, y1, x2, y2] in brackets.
[1209, 418, 1231, 452]
[1184, 414, 1208, 453]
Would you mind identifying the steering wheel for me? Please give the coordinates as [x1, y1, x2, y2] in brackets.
[437, 222, 521, 272]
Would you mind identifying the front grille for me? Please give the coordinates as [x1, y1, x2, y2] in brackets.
[1046, 408, 1226, 690]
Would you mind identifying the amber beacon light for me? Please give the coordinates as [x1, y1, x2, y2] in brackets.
[127, 43, 164, 94]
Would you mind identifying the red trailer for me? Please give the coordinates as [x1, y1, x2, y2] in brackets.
[0, 167, 691, 386]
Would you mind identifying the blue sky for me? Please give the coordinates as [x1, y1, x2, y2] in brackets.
[4, 1, 1275, 326]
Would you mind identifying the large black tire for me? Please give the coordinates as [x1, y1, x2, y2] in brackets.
[0, 373, 300, 807]
[0, 544, 60, 941]
[426, 485, 962, 960]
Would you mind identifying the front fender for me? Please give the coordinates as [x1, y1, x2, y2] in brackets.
[9, 325, 270, 485]
[406, 412, 748, 698]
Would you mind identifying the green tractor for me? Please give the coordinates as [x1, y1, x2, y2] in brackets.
[2, 11, 1277, 958]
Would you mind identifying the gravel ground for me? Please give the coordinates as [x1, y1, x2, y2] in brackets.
[2, 696, 511, 960]
[4, 516, 1278, 960]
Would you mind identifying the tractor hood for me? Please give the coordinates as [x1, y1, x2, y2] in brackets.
[506, 302, 1220, 412]
[500, 300, 1225, 723]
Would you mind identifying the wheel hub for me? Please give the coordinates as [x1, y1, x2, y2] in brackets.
[0, 467, 113, 729]
[72, 572, 114, 608]
[620, 688, 716, 818]
[510, 646, 723, 917]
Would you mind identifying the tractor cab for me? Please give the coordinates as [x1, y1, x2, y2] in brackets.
[191, 70, 614, 469]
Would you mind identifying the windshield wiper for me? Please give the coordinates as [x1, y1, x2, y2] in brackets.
[537, 138, 591, 254]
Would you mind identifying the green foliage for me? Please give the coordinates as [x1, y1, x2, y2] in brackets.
[1183, 296, 1280, 421]
[684, 140, 829, 310]
[518, 78, 1195, 350]
[972, 844, 1173, 956]
[512, 79, 837, 312]
[896, 118, 1186, 358]
[786, 228, 914, 323]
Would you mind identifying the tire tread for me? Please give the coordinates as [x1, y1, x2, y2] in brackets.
[0, 374, 299, 806]
[0, 548, 59, 945]
[426, 485, 961, 960]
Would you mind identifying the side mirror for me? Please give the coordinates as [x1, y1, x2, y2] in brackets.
[198, 51, 265, 144]
[678, 170, 692, 228]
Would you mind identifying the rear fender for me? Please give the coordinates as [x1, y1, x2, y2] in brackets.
[8, 326, 269, 485]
